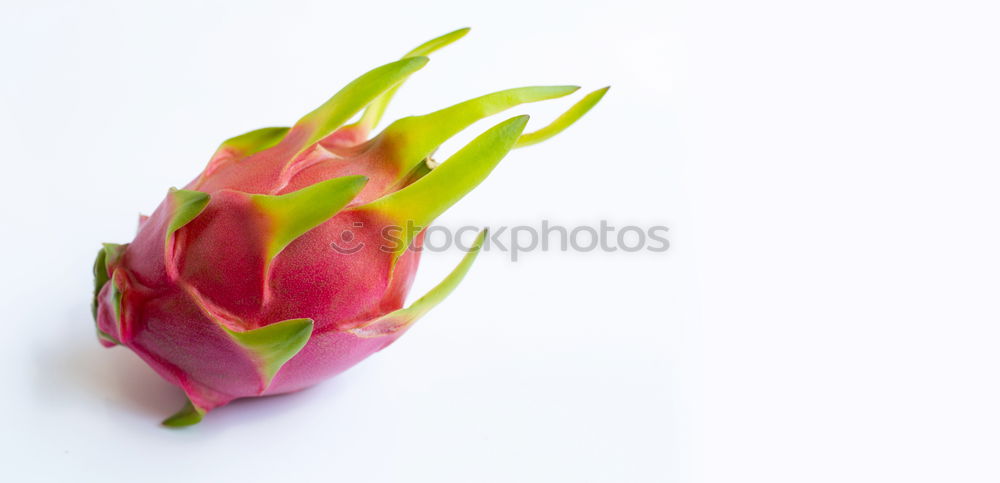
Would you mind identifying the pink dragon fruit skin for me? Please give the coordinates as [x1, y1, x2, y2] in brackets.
[91, 28, 607, 426]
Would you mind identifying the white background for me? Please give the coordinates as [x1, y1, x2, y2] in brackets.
[1, 0, 998, 482]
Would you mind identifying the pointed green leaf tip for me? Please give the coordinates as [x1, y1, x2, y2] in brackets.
[251, 175, 368, 261]
[360, 115, 529, 257]
[351, 229, 487, 337]
[403, 27, 471, 58]
[514, 86, 609, 148]
[357, 27, 471, 131]
[382, 85, 578, 171]
[224, 318, 314, 386]
[166, 188, 211, 241]
[162, 399, 205, 427]
[218, 127, 290, 157]
[295, 56, 429, 147]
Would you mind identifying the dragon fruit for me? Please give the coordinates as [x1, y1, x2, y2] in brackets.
[91, 28, 606, 426]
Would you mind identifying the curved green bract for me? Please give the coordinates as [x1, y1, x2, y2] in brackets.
[400, 228, 486, 318]
[162, 399, 205, 427]
[218, 127, 290, 158]
[111, 276, 122, 322]
[296, 57, 429, 147]
[251, 175, 368, 261]
[357, 27, 471, 132]
[350, 230, 487, 338]
[515, 86, 610, 148]
[382, 86, 578, 171]
[100, 272, 125, 342]
[166, 189, 211, 242]
[360, 115, 529, 257]
[91, 248, 109, 320]
[224, 318, 314, 386]
[92, 243, 124, 320]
